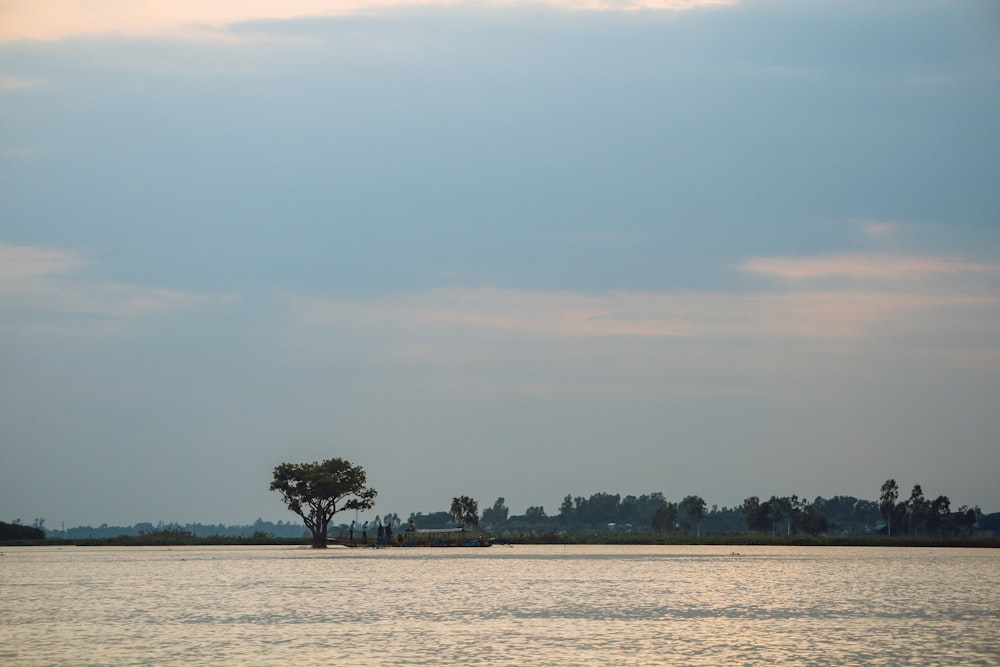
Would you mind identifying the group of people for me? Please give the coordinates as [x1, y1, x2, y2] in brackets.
[348, 519, 417, 546]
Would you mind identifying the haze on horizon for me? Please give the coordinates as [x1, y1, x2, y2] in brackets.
[1, 0, 998, 528]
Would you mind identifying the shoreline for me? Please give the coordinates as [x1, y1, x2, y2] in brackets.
[4, 535, 997, 548]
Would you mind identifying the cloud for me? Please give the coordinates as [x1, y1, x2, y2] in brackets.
[286, 244, 1000, 348]
[0, 243, 226, 335]
[288, 280, 1000, 345]
[0, 75, 43, 90]
[0, 0, 735, 42]
[275, 243, 1000, 403]
[276, 267, 1000, 406]
[0, 243, 90, 280]
[858, 220, 898, 239]
[548, 0, 734, 9]
[739, 252, 999, 282]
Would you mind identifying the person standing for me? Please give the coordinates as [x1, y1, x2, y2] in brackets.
[349, 520, 355, 545]
[377, 522, 384, 544]
[361, 521, 368, 545]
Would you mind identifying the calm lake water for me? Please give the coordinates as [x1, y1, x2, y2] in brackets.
[2, 544, 997, 666]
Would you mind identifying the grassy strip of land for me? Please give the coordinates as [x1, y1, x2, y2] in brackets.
[505, 533, 1000, 548]
[3, 534, 997, 548]
[2, 537, 311, 547]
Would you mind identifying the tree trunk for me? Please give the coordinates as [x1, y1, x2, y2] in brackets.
[312, 524, 328, 549]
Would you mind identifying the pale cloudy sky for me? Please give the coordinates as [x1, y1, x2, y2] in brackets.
[1, 0, 998, 527]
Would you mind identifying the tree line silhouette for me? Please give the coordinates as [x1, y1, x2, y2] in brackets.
[448, 480, 991, 538]
[7, 476, 992, 542]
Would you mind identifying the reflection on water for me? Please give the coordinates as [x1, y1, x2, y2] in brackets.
[2, 545, 997, 666]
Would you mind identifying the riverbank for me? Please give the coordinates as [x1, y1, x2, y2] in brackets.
[508, 533, 1000, 548]
[4, 534, 997, 548]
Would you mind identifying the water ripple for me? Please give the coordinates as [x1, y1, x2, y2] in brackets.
[2, 545, 998, 666]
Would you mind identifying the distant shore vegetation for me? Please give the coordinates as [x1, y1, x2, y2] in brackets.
[0, 518, 308, 543]
[6, 478, 999, 547]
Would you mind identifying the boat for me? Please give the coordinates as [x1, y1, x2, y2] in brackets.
[399, 527, 493, 547]
[328, 526, 493, 548]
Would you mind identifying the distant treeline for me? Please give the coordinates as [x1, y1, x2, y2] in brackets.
[407, 488, 997, 539]
[25, 518, 308, 540]
[9, 484, 997, 543]
[0, 521, 45, 541]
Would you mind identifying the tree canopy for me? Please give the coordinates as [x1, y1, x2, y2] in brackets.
[0, 521, 45, 541]
[880, 479, 899, 537]
[481, 497, 509, 528]
[651, 502, 678, 533]
[679, 495, 707, 535]
[270, 458, 376, 548]
[450, 496, 479, 527]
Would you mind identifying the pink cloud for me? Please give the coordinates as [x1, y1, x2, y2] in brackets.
[862, 221, 898, 238]
[280, 282, 1000, 404]
[740, 253, 998, 281]
[286, 280, 1000, 346]
[0, 243, 90, 282]
[0, 0, 735, 42]
[0, 244, 227, 335]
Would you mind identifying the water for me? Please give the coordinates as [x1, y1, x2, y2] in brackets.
[2, 545, 997, 666]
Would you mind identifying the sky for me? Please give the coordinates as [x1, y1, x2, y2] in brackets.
[1, 0, 999, 528]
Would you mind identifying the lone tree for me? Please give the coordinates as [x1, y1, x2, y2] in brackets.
[270, 458, 377, 548]
[450, 496, 479, 528]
